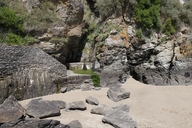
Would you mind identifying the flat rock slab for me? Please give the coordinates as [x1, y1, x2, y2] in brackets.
[52, 100, 66, 109]
[102, 109, 137, 128]
[112, 104, 130, 113]
[107, 87, 130, 102]
[85, 96, 99, 105]
[66, 101, 87, 111]
[0, 95, 26, 124]
[26, 98, 60, 119]
[91, 104, 112, 115]
[68, 120, 82, 128]
[0, 119, 68, 128]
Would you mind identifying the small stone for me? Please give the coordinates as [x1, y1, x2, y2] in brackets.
[85, 96, 99, 105]
[60, 87, 67, 93]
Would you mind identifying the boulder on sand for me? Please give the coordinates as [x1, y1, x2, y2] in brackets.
[107, 87, 130, 102]
[85, 96, 99, 105]
[102, 109, 137, 128]
[66, 101, 87, 111]
[0, 95, 26, 124]
[26, 98, 60, 119]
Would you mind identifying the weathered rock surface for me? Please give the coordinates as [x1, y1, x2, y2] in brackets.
[107, 87, 130, 102]
[100, 70, 122, 87]
[129, 33, 192, 85]
[66, 101, 87, 111]
[91, 104, 112, 115]
[26, 98, 60, 119]
[52, 100, 66, 109]
[0, 119, 68, 128]
[85, 96, 99, 105]
[96, 31, 130, 85]
[68, 120, 82, 128]
[0, 95, 26, 124]
[0, 45, 67, 103]
[112, 104, 130, 113]
[102, 109, 137, 128]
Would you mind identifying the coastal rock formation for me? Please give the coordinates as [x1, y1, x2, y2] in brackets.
[0, 45, 67, 103]
[130, 33, 192, 85]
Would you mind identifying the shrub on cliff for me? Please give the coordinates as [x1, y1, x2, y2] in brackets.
[0, 7, 24, 34]
[73, 70, 100, 87]
[135, 0, 162, 30]
[95, 0, 137, 20]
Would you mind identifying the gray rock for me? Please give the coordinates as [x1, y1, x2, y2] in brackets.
[100, 70, 122, 87]
[112, 104, 130, 113]
[52, 100, 66, 109]
[68, 120, 82, 128]
[102, 109, 137, 128]
[85, 96, 99, 105]
[0, 95, 26, 124]
[81, 84, 92, 91]
[91, 104, 112, 115]
[0, 119, 69, 128]
[60, 87, 67, 93]
[26, 98, 60, 119]
[66, 101, 86, 111]
[0, 45, 67, 103]
[107, 88, 130, 102]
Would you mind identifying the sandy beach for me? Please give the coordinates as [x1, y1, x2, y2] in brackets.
[19, 77, 192, 128]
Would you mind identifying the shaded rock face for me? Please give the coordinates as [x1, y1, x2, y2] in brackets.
[0, 95, 26, 124]
[0, 45, 67, 103]
[22, 0, 84, 65]
[129, 33, 192, 85]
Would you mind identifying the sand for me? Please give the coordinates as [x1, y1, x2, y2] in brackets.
[19, 77, 192, 128]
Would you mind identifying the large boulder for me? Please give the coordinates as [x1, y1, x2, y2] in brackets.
[0, 95, 26, 124]
[107, 87, 130, 102]
[0, 45, 67, 103]
[102, 109, 137, 128]
[26, 98, 60, 119]
[0, 119, 68, 128]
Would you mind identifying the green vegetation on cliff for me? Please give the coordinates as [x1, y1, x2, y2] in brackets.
[73, 69, 100, 87]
